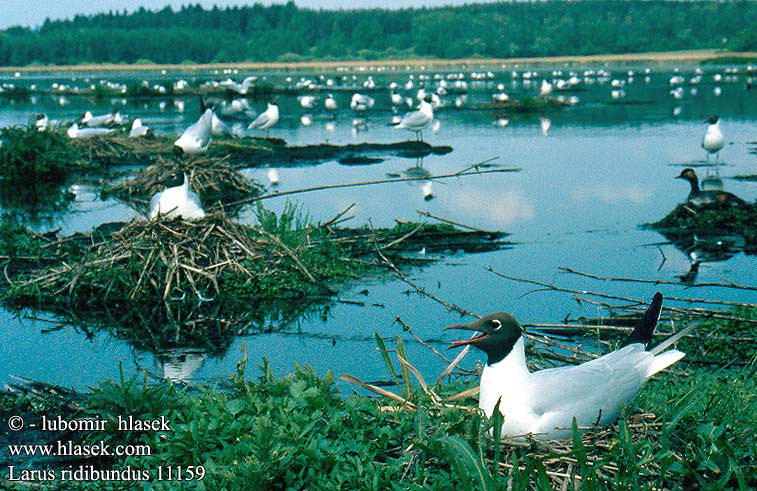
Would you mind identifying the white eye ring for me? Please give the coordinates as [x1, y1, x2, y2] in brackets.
[492, 319, 502, 331]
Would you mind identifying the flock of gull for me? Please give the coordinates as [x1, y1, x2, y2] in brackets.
[2, 62, 754, 436]
[9, 61, 751, 227]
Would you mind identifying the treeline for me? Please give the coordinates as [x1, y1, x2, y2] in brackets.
[1, 1, 756, 66]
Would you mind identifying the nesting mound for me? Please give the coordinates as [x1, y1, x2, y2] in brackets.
[71, 133, 452, 167]
[466, 96, 570, 114]
[2, 212, 510, 349]
[645, 201, 757, 255]
[102, 157, 264, 215]
[70, 133, 175, 165]
[71, 134, 276, 166]
[0, 125, 95, 186]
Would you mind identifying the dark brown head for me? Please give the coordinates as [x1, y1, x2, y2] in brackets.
[676, 168, 700, 196]
[705, 115, 719, 125]
[447, 312, 524, 365]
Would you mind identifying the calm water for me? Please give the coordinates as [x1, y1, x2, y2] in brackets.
[1, 63, 755, 389]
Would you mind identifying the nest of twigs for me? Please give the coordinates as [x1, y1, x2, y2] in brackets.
[489, 411, 670, 487]
[70, 134, 174, 165]
[70, 134, 275, 166]
[2, 212, 510, 348]
[646, 201, 757, 254]
[102, 157, 264, 215]
[9, 213, 327, 308]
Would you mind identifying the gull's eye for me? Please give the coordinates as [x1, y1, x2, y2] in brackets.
[491, 319, 502, 331]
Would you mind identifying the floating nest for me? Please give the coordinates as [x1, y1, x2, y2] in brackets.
[71, 133, 452, 167]
[645, 201, 757, 255]
[101, 156, 264, 216]
[465, 96, 570, 114]
[1, 212, 510, 350]
[70, 134, 278, 166]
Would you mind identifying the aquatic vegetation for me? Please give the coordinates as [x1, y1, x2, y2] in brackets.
[0, 86, 32, 100]
[25, 130, 452, 169]
[0, 207, 509, 350]
[1, 350, 754, 490]
[0, 125, 86, 187]
[469, 96, 570, 115]
[674, 307, 757, 366]
[646, 201, 757, 255]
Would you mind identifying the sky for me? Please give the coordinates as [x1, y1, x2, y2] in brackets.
[0, 0, 502, 30]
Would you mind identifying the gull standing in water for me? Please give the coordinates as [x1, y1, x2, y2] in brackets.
[174, 109, 213, 154]
[391, 95, 434, 142]
[539, 79, 553, 97]
[324, 94, 338, 114]
[701, 115, 724, 167]
[248, 101, 279, 135]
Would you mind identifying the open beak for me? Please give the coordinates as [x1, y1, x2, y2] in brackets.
[445, 323, 489, 349]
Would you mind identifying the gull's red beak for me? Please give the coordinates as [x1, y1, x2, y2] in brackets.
[445, 323, 488, 349]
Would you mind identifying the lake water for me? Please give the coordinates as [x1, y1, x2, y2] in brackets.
[1, 63, 755, 390]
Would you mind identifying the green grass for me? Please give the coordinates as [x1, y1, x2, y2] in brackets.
[2, 347, 755, 490]
[0, 125, 80, 186]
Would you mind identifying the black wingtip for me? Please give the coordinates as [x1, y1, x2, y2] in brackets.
[622, 292, 663, 349]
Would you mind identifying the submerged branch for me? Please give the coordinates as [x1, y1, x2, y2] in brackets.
[228, 165, 520, 208]
[487, 267, 757, 324]
[559, 266, 756, 292]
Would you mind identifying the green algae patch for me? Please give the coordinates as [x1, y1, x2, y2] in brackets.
[206, 139, 454, 165]
[76, 133, 452, 167]
[1, 126, 453, 184]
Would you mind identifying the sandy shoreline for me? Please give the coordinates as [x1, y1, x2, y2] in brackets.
[2, 50, 757, 73]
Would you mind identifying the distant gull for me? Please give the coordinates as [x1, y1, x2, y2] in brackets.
[324, 94, 338, 113]
[701, 115, 724, 165]
[129, 118, 150, 138]
[391, 95, 434, 142]
[67, 123, 114, 139]
[174, 108, 213, 154]
[247, 101, 279, 135]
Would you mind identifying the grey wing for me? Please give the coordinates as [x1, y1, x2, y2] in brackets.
[197, 124, 211, 148]
[198, 112, 213, 146]
[184, 121, 208, 146]
[187, 190, 203, 209]
[527, 345, 650, 423]
[248, 112, 270, 129]
[401, 110, 430, 129]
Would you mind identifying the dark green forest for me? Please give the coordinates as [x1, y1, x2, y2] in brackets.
[1, 1, 756, 66]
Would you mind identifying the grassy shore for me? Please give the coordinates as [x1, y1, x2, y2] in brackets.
[3, 50, 757, 74]
[1, 339, 755, 490]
